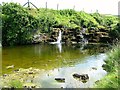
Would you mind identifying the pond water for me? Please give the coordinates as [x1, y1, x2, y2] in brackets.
[2, 43, 110, 88]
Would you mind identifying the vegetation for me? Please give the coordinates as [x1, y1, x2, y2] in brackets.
[2, 3, 39, 46]
[95, 43, 120, 88]
[9, 80, 23, 88]
[1, 2, 120, 88]
[1, 2, 119, 46]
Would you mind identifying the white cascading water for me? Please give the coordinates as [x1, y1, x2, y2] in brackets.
[50, 30, 62, 53]
[56, 30, 62, 43]
[50, 30, 62, 44]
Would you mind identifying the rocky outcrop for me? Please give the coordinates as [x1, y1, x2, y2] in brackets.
[47, 27, 85, 44]
[32, 26, 112, 44]
[32, 33, 48, 44]
[84, 27, 111, 43]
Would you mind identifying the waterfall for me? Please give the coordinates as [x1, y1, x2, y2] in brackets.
[56, 30, 62, 43]
[50, 30, 62, 44]
[50, 30, 62, 53]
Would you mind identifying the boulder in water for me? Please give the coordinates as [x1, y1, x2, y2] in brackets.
[73, 73, 81, 78]
[91, 67, 97, 70]
[73, 73, 89, 83]
[55, 78, 65, 82]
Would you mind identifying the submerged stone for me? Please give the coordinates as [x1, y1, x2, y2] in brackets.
[92, 67, 97, 70]
[73, 73, 89, 83]
[55, 78, 65, 83]
[23, 83, 40, 88]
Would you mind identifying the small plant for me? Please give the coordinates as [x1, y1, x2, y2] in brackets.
[9, 80, 23, 88]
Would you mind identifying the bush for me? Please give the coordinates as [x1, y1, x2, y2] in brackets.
[2, 3, 39, 46]
[37, 10, 57, 33]
[1, 2, 119, 46]
[109, 23, 120, 39]
[104, 43, 120, 72]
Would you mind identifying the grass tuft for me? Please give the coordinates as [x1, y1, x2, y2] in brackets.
[95, 43, 120, 88]
[9, 80, 23, 88]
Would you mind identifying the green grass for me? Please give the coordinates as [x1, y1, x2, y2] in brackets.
[95, 43, 120, 88]
[9, 80, 23, 88]
[95, 72, 118, 88]
[2, 3, 119, 46]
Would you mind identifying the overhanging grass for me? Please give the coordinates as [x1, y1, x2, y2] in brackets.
[95, 72, 118, 88]
[95, 43, 120, 88]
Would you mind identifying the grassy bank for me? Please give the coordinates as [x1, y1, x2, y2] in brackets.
[1, 2, 119, 46]
[95, 43, 120, 88]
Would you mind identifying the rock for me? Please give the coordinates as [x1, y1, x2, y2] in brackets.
[28, 71, 34, 74]
[73, 73, 89, 81]
[95, 80, 100, 84]
[102, 64, 107, 70]
[14, 69, 19, 72]
[99, 36, 111, 43]
[61, 87, 63, 88]
[23, 83, 39, 88]
[6, 65, 14, 69]
[32, 33, 48, 43]
[92, 67, 97, 70]
[55, 78, 65, 82]
[96, 32, 109, 36]
[73, 73, 81, 78]
[71, 41, 77, 44]
[3, 74, 8, 77]
[99, 28, 109, 32]
[3, 86, 9, 88]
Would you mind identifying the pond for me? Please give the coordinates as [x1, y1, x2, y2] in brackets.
[2, 43, 110, 88]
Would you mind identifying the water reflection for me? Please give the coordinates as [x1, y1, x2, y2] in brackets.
[2, 44, 110, 88]
[57, 43, 62, 53]
[2, 43, 110, 74]
[35, 54, 107, 88]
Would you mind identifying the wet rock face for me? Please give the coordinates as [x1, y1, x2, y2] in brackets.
[47, 27, 112, 44]
[47, 27, 85, 44]
[32, 27, 112, 44]
[83, 27, 112, 43]
[32, 33, 48, 44]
